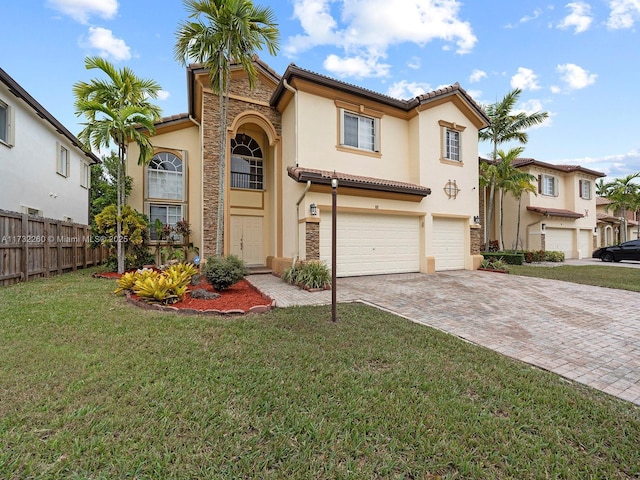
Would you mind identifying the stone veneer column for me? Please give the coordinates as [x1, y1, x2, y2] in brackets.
[201, 93, 221, 258]
[305, 221, 320, 260]
[470, 227, 482, 255]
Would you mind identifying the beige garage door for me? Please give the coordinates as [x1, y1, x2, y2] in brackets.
[432, 217, 466, 271]
[577, 230, 592, 259]
[319, 212, 420, 277]
[546, 228, 573, 259]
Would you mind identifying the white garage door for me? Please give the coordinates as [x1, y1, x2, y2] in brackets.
[432, 217, 465, 271]
[546, 228, 573, 259]
[319, 212, 420, 277]
[577, 230, 592, 259]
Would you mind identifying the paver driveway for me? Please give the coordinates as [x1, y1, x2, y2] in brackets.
[249, 270, 640, 406]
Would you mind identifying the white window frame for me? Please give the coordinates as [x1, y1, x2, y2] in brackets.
[147, 204, 184, 242]
[80, 161, 91, 189]
[579, 179, 591, 200]
[0, 98, 14, 147]
[144, 150, 188, 243]
[439, 120, 466, 163]
[56, 142, 70, 177]
[340, 109, 379, 152]
[540, 174, 559, 197]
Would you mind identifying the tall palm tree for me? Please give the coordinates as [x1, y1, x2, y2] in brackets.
[74, 56, 161, 273]
[601, 173, 640, 243]
[174, 0, 279, 257]
[479, 89, 548, 244]
[500, 151, 537, 251]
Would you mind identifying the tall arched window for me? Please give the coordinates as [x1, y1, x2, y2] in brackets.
[231, 133, 263, 190]
[146, 151, 186, 241]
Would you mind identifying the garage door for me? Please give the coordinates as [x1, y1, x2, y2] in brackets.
[577, 230, 592, 259]
[432, 217, 465, 271]
[319, 212, 420, 277]
[546, 228, 573, 259]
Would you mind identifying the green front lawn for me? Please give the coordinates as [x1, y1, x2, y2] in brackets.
[1, 270, 639, 479]
[510, 263, 640, 292]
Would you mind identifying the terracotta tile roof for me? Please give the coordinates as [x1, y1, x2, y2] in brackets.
[272, 64, 490, 127]
[596, 196, 611, 205]
[526, 206, 584, 218]
[511, 158, 605, 178]
[287, 166, 431, 197]
[154, 113, 190, 126]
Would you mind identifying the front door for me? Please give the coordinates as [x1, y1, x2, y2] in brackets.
[230, 216, 263, 265]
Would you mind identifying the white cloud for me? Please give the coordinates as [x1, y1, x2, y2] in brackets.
[557, 63, 597, 90]
[157, 90, 170, 101]
[511, 67, 541, 91]
[558, 2, 593, 33]
[323, 52, 390, 78]
[386, 80, 433, 99]
[47, 0, 118, 24]
[520, 8, 543, 24]
[286, 0, 477, 78]
[469, 69, 487, 83]
[84, 27, 131, 62]
[408, 57, 421, 69]
[607, 0, 640, 29]
[567, 149, 640, 178]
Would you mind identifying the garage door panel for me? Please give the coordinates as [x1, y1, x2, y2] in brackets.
[546, 229, 573, 259]
[432, 218, 465, 271]
[319, 213, 420, 277]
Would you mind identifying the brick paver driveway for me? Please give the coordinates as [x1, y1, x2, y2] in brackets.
[249, 270, 640, 405]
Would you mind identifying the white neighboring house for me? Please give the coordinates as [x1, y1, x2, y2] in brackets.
[0, 67, 99, 224]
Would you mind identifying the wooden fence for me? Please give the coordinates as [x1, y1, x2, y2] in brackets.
[0, 209, 109, 287]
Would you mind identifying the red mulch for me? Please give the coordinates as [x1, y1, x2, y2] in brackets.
[95, 272, 272, 313]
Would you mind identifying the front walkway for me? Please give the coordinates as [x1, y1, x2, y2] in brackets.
[248, 271, 640, 406]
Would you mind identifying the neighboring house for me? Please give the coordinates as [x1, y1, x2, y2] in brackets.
[127, 58, 490, 276]
[595, 196, 639, 246]
[0, 67, 99, 224]
[480, 157, 605, 259]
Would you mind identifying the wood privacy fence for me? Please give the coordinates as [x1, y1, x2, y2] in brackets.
[0, 209, 109, 286]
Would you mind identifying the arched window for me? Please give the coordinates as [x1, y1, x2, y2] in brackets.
[231, 133, 263, 190]
[148, 152, 183, 200]
[146, 152, 186, 241]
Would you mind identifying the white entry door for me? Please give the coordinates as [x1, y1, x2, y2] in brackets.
[230, 216, 263, 265]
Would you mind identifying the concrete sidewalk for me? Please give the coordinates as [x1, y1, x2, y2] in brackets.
[248, 270, 640, 406]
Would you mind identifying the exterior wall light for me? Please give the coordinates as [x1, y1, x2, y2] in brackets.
[473, 215, 480, 224]
[310, 203, 318, 216]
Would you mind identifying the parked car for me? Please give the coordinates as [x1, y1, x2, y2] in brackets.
[592, 239, 640, 262]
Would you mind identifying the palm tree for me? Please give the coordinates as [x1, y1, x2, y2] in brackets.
[479, 89, 548, 244]
[174, 0, 279, 257]
[74, 56, 161, 273]
[601, 173, 640, 243]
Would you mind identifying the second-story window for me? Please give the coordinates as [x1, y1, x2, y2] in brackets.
[539, 174, 558, 196]
[57, 143, 69, 177]
[231, 133, 264, 190]
[146, 151, 186, 241]
[444, 129, 460, 161]
[579, 179, 592, 199]
[341, 110, 377, 151]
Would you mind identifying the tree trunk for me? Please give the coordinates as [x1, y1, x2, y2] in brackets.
[116, 144, 124, 274]
[515, 196, 523, 251]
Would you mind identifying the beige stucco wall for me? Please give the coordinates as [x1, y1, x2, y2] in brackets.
[127, 123, 202, 257]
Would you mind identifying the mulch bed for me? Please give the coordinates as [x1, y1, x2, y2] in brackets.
[94, 271, 274, 315]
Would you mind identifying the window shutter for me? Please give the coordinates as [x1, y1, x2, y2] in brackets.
[442, 127, 447, 159]
[339, 108, 345, 145]
[553, 177, 559, 197]
[373, 118, 380, 152]
[56, 142, 61, 174]
[537, 175, 542, 194]
[7, 104, 15, 146]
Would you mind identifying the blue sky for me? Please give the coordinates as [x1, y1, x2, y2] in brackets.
[3, 0, 639, 181]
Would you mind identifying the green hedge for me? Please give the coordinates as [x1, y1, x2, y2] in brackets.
[480, 252, 524, 265]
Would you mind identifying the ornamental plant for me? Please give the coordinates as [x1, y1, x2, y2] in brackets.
[114, 264, 197, 304]
[282, 260, 331, 290]
[202, 255, 248, 291]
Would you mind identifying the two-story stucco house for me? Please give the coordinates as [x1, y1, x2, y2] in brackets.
[481, 157, 605, 259]
[127, 58, 490, 276]
[0, 67, 99, 224]
[595, 196, 639, 246]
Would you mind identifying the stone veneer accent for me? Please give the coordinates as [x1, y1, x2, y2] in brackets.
[470, 227, 482, 255]
[305, 222, 320, 260]
[201, 74, 282, 258]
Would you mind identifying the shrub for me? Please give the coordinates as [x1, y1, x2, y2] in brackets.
[114, 264, 197, 304]
[202, 255, 248, 291]
[480, 252, 523, 265]
[480, 258, 509, 272]
[523, 250, 565, 263]
[282, 260, 331, 290]
[544, 250, 565, 262]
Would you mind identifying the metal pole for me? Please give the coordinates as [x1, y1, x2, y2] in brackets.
[331, 177, 338, 322]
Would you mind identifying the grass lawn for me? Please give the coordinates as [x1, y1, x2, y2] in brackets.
[510, 263, 640, 292]
[1, 270, 639, 479]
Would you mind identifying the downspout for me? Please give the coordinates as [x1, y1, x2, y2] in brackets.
[283, 78, 304, 265]
[294, 181, 312, 267]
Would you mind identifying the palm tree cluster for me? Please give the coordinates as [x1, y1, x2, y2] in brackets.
[597, 173, 640, 242]
[479, 88, 549, 250]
